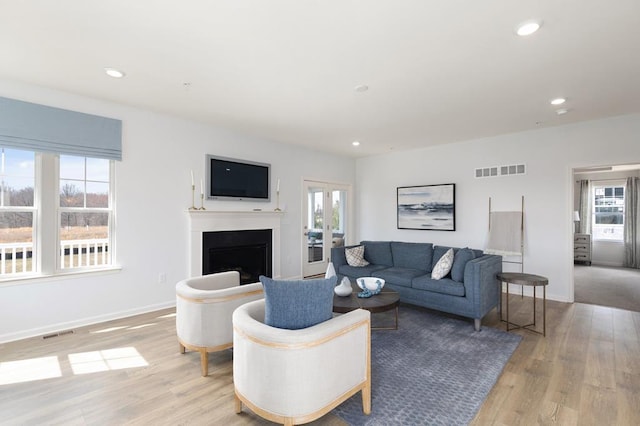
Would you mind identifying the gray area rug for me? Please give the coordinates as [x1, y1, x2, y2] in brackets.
[332, 305, 521, 425]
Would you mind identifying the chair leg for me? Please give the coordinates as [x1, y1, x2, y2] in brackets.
[362, 382, 371, 415]
[234, 393, 242, 414]
[200, 349, 208, 376]
[474, 318, 481, 331]
[179, 343, 185, 354]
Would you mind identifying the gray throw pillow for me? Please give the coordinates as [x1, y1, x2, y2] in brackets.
[260, 275, 337, 330]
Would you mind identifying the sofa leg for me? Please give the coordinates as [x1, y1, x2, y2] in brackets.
[179, 343, 185, 354]
[474, 318, 481, 331]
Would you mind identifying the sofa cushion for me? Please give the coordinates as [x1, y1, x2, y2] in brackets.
[451, 247, 477, 282]
[372, 267, 425, 288]
[338, 263, 388, 277]
[412, 275, 466, 297]
[345, 245, 370, 267]
[361, 241, 394, 266]
[260, 275, 336, 330]
[431, 248, 454, 280]
[432, 245, 455, 270]
[390, 242, 433, 272]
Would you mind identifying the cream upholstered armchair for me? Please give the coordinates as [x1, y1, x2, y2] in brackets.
[175, 271, 263, 376]
[232, 299, 371, 425]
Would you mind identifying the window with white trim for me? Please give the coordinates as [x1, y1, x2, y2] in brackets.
[592, 182, 625, 242]
[59, 155, 113, 270]
[0, 148, 115, 279]
[0, 148, 36, 275]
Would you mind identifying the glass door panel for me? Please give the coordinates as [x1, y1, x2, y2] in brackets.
[307, 186, 325, 264]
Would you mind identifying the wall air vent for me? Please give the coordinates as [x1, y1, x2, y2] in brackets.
[475, 164, 526, 178]
[42, 330, 74, 339]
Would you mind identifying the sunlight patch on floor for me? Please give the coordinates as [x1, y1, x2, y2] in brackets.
[68, 347, 148, 375]
[0, 356, 62, 385]
[90, 325, 128, 334]
[127, 323, 157, 330]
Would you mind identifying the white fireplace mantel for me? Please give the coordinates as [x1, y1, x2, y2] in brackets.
[187, 210, 283, 278]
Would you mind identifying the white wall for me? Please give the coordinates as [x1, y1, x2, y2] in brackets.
[355, 113, 640, 303]
[0, 80, 356, 342]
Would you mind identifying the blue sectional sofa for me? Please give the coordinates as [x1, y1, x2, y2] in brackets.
[330, 241, 502, 331]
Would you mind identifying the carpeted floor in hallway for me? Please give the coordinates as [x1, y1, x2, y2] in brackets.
[574, 264, 640, 312]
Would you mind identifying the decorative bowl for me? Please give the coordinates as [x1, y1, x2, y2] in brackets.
[356, 277, 385, 292]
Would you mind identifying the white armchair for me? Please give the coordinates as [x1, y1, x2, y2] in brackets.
[232, 299, 371, 425]
[176, 271, 264, 376]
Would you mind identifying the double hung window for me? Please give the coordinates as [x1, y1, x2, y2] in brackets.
[592, 182, 625, 242]
[0, 96, 121, 281]
[0, 148, 36, 275]
[0, 148, 115, 279]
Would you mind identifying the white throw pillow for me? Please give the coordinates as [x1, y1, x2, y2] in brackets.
[431, 248, 454, 280]
[345, 245, 370, 267]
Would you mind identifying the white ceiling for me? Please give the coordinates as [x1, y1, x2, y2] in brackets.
[1, 1, 639, 158]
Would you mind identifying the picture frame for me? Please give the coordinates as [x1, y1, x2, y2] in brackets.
[397, 183, 456, 231]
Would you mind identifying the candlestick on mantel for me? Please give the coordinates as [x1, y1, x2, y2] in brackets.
[188, 170, 197, 210]
[189, 184, 197, 210]
[199, 179, 206, 210]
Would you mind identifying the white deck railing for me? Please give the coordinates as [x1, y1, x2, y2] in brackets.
[0, 243, 34, 275]
[0, 238, 109, 275]
[59, 238, 109, 269]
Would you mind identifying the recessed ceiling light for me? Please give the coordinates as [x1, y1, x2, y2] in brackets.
[354, 85, 369, 93]
[516, 20, 542, 36]
[352, 141, 360, 146]
[104, 68, 125, 78]
[550, 97, 566, 105]
[556, 108, 569, 115]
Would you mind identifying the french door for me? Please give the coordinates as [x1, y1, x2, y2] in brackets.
[302, 180, 350, 277]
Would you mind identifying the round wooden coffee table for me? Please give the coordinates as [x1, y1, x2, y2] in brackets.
[333, 281, 400, 330]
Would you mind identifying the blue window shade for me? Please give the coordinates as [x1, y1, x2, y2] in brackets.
[0, 96, 122, 160]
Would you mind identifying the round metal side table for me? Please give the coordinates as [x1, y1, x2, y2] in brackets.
[497, 272, 549, 336]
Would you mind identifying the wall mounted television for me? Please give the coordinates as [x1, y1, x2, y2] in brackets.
[206, 155, 270, 201]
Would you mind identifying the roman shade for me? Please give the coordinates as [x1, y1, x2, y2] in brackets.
[0, 96, 122, 160]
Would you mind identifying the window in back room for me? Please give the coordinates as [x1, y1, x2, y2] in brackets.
[592, 182, 625, 242]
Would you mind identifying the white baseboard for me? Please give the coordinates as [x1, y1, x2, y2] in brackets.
[0, 300, 176, 344]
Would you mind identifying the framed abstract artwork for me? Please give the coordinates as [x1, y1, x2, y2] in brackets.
[397, 183, 456, 231]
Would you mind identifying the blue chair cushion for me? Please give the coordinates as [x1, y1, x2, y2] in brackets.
[260, 275, 337, 330]
[451, 247, 477, 282]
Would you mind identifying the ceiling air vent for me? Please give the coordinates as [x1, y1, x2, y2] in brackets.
[475, 164, 526, 178]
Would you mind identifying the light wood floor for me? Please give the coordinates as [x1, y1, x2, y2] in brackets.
[1, 296, 639, 425]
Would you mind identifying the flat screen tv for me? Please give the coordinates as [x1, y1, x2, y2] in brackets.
[206, 155, 270, 201]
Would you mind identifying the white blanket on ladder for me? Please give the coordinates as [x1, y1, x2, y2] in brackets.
[485, 211, 523, 256]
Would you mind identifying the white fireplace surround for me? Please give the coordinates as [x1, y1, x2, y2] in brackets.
[188, 210, 282, 279]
